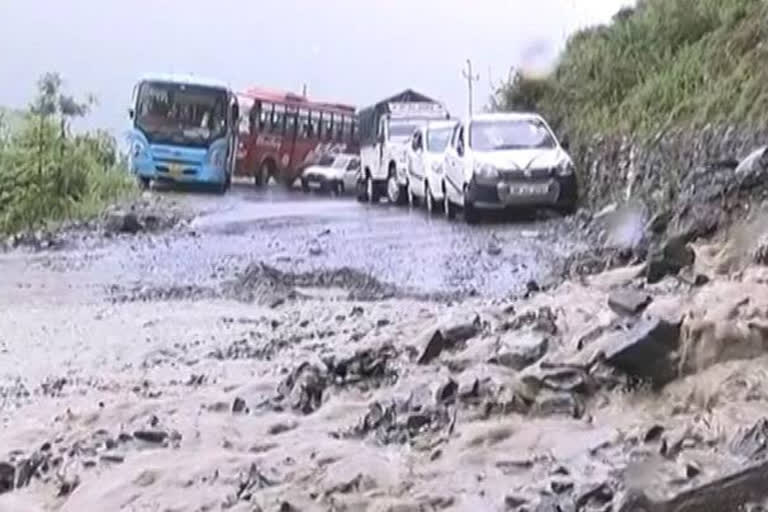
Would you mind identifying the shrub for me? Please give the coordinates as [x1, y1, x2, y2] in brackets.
[0, 73, 134, 234]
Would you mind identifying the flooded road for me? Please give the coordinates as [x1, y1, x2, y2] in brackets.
[92, 182, 588, 300]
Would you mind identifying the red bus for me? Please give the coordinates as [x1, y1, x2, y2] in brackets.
[235, 87, 358, 187]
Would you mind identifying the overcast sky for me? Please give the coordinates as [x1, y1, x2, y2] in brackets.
[0, 0, 632, 137]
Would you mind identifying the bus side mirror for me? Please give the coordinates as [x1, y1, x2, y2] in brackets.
[231, 104, 240, 123]
[128, 108, 135, 120]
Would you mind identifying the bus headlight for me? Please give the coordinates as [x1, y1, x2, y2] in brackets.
[210, 147, 227, 169]
[132, 140, 147, 158]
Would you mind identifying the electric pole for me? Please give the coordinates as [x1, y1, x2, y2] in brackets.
[462, 59, 480, 118]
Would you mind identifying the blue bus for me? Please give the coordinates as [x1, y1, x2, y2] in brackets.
[127, 73, 239, 193]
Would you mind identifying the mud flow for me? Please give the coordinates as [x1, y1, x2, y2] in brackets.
[2, 187, 768, 511]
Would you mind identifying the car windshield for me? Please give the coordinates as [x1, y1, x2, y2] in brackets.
[469, 118, 556, 151]
[388, 121, 423, 142]
[427, 126, 454, 153]
[331, 156, 350, 169]
[318, 154, 336, 166]
[135, 81, 228, 147]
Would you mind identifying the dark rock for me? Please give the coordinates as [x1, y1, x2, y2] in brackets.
[601, 315, 681, 387]
[644, 424, 665, 443]
[0, 462, 14, 494]
[232, 397, 247, 414]
[105, 211, 143, 234]
[276, 362, 327, 414]
[492, 333, 550, 371]
[576, 482, 613, 509]
[647, 236, 696, 284]
[608, 289, 652, 316]
[534, 391, 584, 419]
[418, 330, 447, 365]
[686, 462, 702, 479]
[551, 479, 575, 494]
[133, 430, 169, 444]
[435, 379, 458, 404]
[647, 210, 672, 235]
[100, 454, 125, 464]
[57, 474, 80, 497]
[618, 457, 768, 512]
[730, 418, 768, 460]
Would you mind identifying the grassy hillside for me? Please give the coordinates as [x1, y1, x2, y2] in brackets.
[494, 0, 768, 138]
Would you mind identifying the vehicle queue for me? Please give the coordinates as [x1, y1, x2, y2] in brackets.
[127, 74, 577, 223]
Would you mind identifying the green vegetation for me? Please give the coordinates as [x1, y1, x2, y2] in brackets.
[0, 73, 134, 234]
[493, 0, 768, 137]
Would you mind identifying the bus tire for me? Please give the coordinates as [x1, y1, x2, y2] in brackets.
[366, 175, 380, 204]
[137, 176, 151, 190]
[255, 161, 271, 188]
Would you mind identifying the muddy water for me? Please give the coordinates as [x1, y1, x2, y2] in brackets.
[1, 187, 768, 511]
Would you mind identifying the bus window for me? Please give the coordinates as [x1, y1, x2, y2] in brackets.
[311, 111, 321, 139]
[249, 100, 261, 133]
[324, 113, 334, 141]
[336, 116, 344, 141]
[285, 108, 298, 135]
[351, 120, 358, 144]
[260, 103, 273, 132]
[271, 103, 286, 135]
[299, 109, 310, 138]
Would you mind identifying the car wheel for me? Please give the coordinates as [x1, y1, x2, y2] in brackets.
[336, 182, 345, 196]
[387, 173, 406, 205]
[301, 179, 310, 193]
[137, 176, 150, 190]
[366, 176, 380, 204]
[356, 176, 368, 202]
[425, 183, 435, 214]
[443, 188, 456, 220]
[464, 199, 481, 224]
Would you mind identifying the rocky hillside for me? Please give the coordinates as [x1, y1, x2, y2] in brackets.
[494, 0, 768, 211]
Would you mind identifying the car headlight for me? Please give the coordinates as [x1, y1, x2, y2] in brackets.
[556, 160, 574, 176]
[473, 161, 499, 180]
[210, 147, 227, 168]
[431, 161, 443, 173]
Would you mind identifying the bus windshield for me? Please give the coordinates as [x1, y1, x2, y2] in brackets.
[388, 120, 424, 142]
[135, 81, 228, 146]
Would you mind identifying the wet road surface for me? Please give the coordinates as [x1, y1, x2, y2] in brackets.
[88, 182, 588, 299]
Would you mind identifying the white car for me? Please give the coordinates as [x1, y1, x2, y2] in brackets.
[442, 112, 578, 223]
[301, 154, 361, 195]
[406, 119, 457, 212]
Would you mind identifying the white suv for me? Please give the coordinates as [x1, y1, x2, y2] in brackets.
[406, 120, 457, 212]
[441, 112, 577, 223]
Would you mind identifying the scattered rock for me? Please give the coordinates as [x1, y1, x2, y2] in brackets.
[647, 236, 696, 284]
[232, 397, 247, 414]
[105, 211, 143, 235]
[133, 430, 169, 444]
[608, 289, 652, 316]
[491, 332, 549, 371]
[0, 462, 14, 494]
[730, 418, 768, 460]
[599, 315, 682, 387]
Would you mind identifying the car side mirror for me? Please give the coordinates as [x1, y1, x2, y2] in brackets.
[560, 135, 570, 151]
[457, 142, 464, 157]
[128, 108, 135, 120]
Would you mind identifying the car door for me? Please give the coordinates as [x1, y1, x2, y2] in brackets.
[411, 130, 426, 197]
[444, 123, 464, 202]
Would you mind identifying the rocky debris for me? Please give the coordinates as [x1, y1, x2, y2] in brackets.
[3, 230, 65, 252]
[594, 315, 682, 387]
[0, 462, 14, 494]
[618, 458, 768, 512]
[730, 418, 768, 460]
[133, 430, 169, 444]
[273, 345, 400, 415]
[416, 314, 482, 365]
[490, 332, 550, 371]
[232, 397, 247, 414]
[608, 289, 653, 316]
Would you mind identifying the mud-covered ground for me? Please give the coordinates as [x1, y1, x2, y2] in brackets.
[2, 183, 768, 511]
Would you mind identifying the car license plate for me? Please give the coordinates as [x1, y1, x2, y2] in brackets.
[169, 164, 182, 178]
[309, 181, 321, 189]
[508, 183, 549, 195]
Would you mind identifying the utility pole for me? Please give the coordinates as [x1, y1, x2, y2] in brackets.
[462, 59, 480, 118]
